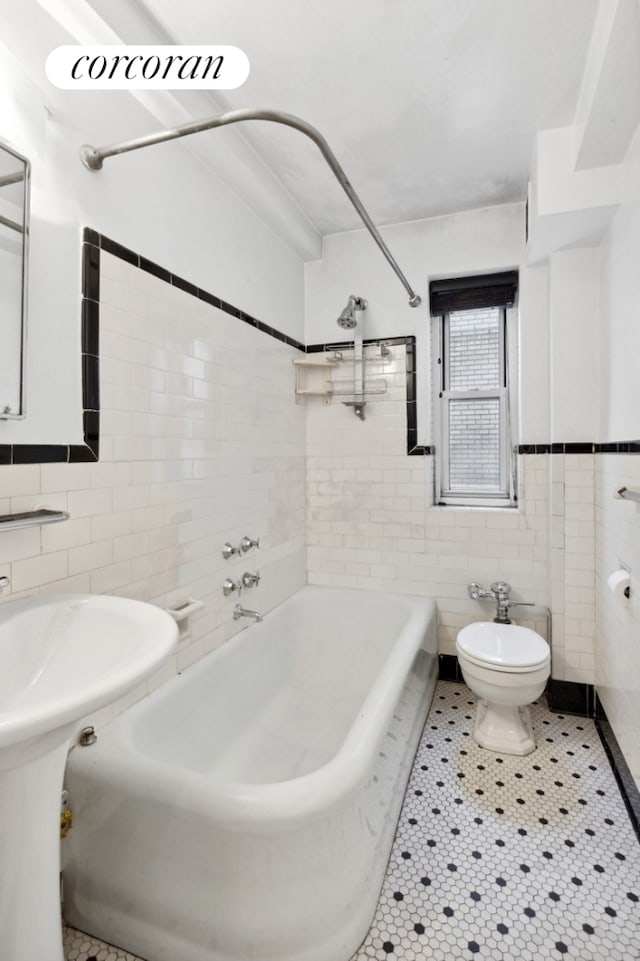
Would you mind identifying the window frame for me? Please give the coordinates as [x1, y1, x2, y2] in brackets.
[433, 303, 518, 509]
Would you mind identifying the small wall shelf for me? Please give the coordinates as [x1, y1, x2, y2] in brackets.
[293, 345, 393, 423]
[293, 358, 340, 404]
[0, 508, 70, 532]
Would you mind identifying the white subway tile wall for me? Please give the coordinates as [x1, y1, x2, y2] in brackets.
[0, 251, 307, 729]
[595, 454, 640, 785]
[306, 365, 594, 684]
[549, 454, 597, 685]
[0, 251, 606, 738]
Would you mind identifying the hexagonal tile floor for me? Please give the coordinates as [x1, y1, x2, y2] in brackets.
[64, 681, 640, 961]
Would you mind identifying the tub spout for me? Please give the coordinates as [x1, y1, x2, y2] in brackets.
[233, 604, 263, 622]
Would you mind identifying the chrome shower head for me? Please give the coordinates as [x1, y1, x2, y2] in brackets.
[337, 306, 357, 329]
[337, 295, 366, 329]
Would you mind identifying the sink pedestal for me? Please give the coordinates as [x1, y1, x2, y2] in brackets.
[0, 592, 179, 961]
[1, 739, 70, 961]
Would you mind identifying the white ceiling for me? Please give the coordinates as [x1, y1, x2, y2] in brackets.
[88, 0, 599, 235]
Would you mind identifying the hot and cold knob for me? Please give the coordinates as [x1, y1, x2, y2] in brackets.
[223, 572, 260, 595]
[222, 536, 260, 560]
[241, 571, 260, 589]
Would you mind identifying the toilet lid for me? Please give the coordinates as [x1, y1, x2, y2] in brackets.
[456, 622, 550, 670]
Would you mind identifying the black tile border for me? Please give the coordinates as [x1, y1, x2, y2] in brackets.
[596, 441, 640, 453]
[1, 229, 313, 466]
[595, 693, 640, 841]
[440, 656, 596, 716]
[12, 444, 68, 464]
[98, 232, 306, 352]
[0, 231, 101, 465]
[87, 236, 432, 463]
[517, 444, 550, 455]
[306, 335, 431, 456]
[519, 441, 640, 455]
[6, 225, 639, 466]
[546, 678, 596, 717]
[438, 653, 464, 683]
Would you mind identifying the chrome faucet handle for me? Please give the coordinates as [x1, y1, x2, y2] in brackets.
[490, 581, 512, 596]
[468, 582, 493, 600]
[240, 535, 260, 553]
[222, 542, 240, 560]
[222, 578, 241, 597]
[0, 575, 9, 592]
[241, 571, 261, 589]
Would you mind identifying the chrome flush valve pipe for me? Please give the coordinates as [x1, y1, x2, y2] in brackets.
[468, 581, 535, 624]
[490, 581, 515, 624]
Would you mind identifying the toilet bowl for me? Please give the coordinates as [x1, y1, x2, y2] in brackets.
[456, 621, 551, 756]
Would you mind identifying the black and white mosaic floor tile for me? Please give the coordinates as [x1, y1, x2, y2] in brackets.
[63, 925, 139, 961]
[352, 681, 640, 961]
[64, 681, 640, 961]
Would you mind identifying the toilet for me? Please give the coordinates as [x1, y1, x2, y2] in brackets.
[456, 621, 551, 756]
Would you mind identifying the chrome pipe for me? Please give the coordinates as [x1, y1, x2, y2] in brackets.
[0, 213, 23, 234]
[617, 485, 640, 503]
[80, 108, 422, 308]
[0, 170, 25, 188]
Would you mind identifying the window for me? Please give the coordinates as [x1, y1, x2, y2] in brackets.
[430, 273, 518, 508]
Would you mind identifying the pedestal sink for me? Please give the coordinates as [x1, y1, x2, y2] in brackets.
[0, 593, 178, 961]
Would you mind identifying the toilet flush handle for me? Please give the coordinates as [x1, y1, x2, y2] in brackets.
[468, 582, 495, 601]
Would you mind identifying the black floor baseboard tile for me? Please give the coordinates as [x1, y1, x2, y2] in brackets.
[438, 653, 464, 683]
[595, 693, 640, 842]
[546, 678, 594, 717]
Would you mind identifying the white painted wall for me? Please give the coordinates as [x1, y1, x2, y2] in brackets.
[549, 247, 601, 442]
[595, 122, 640, 786]
[0, 2, 308, 445]
[598, 126, 640, 440]
[518, 263, 550, 444]
[524, 0, 640, 784]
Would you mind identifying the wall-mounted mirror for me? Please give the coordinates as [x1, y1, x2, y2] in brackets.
[0, 140, 29, 419]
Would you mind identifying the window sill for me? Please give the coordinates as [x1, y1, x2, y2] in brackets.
[429, 502, 519, 513]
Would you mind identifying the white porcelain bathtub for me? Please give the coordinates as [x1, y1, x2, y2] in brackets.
[63, 585, 437, 961]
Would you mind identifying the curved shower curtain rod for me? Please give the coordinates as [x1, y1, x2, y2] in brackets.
[80, 108, 422, 308]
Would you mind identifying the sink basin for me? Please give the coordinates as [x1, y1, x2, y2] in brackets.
[0, 593, 178, 961]
[0, 593, 178, 762]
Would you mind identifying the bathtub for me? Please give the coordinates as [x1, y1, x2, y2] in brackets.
[63, 585, 437, 961]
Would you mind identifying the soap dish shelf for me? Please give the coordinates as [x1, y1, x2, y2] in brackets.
[166, 597, 205, 644]
[293, 350, 390, 406]
[293, 358, 340, 404]
[166, 598, 205, 622]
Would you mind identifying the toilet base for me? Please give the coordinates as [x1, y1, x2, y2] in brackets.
[473, 699, 536, 755]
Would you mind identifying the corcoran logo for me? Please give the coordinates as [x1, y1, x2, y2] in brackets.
[46, 45, 250, 90]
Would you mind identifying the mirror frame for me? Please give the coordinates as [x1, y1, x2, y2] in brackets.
[0, 138, 30, 420]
